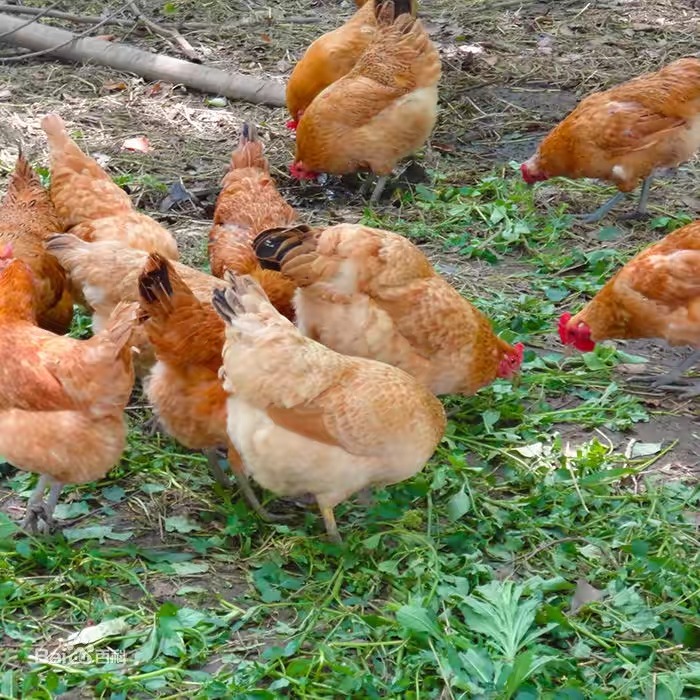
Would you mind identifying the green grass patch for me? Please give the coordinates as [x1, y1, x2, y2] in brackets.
[1, 172, 698, 698]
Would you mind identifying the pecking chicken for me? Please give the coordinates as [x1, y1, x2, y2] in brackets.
[285, 0, 416, 129]
[290, 0, 441, 203]
[41, 113, 179, 259]
[0, 151, 73, 335]
[212, 272, 446, 542]
[45, 234, 220, 377]
[558, 220, 700, 397]
[137, 253, 285, 519]
[208, 122, 298, 320]
[0, 245, 137, 534]
[254, 223, 523, 395]
[521, 57, 700, 223]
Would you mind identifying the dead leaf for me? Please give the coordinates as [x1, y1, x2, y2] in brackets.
[145, 81, 166, 97]
[569, 578, 605, 614]
[64, 617, 130, 647]
[432, 142, 456, 154]
[260, 33, 272, 43]
[103, 81, 127, 92]
[95, 34, 118, 42]
[0, 88, 12, 100]
[121, 136, 152, 154]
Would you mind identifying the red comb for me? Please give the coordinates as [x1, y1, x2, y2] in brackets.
[514, 342, 524, 362]
[286, 119, 298, 130]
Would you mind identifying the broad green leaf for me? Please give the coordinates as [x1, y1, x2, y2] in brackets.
[447, 487, 471, 521]
[395, 605, 442, 638]
[164, 516, 200, 534]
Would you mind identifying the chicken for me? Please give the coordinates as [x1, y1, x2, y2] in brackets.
[208, 122, 298, 320]
[136, 253, 285, 519]
[0, 245, 137, 534]
[0, 151, 73, 334]
[286, 0, 416, 128]
[521, 57, 700, 223]
[44, 234, 220, 377]
[212, 272, 446, 542]
[558, 220, 700, 396]
[41, 113, 179, 259]
[254, 223, 523, 395]
[290, 0, 441, 203]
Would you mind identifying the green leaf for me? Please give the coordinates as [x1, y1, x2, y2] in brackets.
[545, 287, 570, 302]
[53, 501, 89, 519]
[102, 486, 126, 502]
[447, 487, 471, 521]
[171, 561, 209, 576]
[482, 409, 500, 431]
[164, 516, 200, 534]
[0, 512, 19, 542]
[62, 525, 133, 542]
[395, 605, 442, 638]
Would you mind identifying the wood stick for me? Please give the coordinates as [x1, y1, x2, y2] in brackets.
[0, 13, 286, 107]
[126, 0, 200, 62]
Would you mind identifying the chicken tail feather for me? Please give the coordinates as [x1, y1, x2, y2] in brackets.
[228, 121, 267, 171]
[138, 253, 174, 307]
[253, 224, 315, 271]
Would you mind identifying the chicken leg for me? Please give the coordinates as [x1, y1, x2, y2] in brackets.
[628, 348, 700, 397]
[225, 446, 293, 523]
[22, 474, 64, 535]
[318, 501, 342, 544]
[579, 176, 654, 224]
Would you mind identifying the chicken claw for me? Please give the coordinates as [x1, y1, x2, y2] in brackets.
[21, 474, 63, 535]
[628, 350, 700, 392]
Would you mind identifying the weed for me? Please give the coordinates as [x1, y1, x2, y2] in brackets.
[1, 172, 698, 699]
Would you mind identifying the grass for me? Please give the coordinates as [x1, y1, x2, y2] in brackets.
[1, 169, 699, 699]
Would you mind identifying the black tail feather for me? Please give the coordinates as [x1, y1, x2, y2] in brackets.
[252, 224, 313, 271]
[138, 253, 173, 304]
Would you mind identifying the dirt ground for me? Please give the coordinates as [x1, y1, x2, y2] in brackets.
[0, 0, 698, 473]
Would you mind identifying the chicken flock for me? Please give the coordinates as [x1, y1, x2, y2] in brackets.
[1, 0, 699, 543]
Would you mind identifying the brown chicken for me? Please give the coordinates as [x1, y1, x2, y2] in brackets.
[208, 123, 298, 320]
[0, 246, 137, 534]
[521, 57, 700, 222]
[44, 234, 220, 377]
[559, 220, 700, 397]
[254, 223, 524, 395]
[290, 0, 441, 203]
[0, 152, 73, 334]
[285, 0, 416, 128]
[136, 253, 283, 518]
[41, 113, 179, 259]
[212, 272, 446, 542]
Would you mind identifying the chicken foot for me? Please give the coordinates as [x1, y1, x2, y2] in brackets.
[628, 349, 700, 398]
[21, 474, 63, 535]
[579, 176, 654, 224]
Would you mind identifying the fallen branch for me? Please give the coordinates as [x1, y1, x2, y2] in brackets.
[126, 0, 199, 62]
[0, 12, 285, 107]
